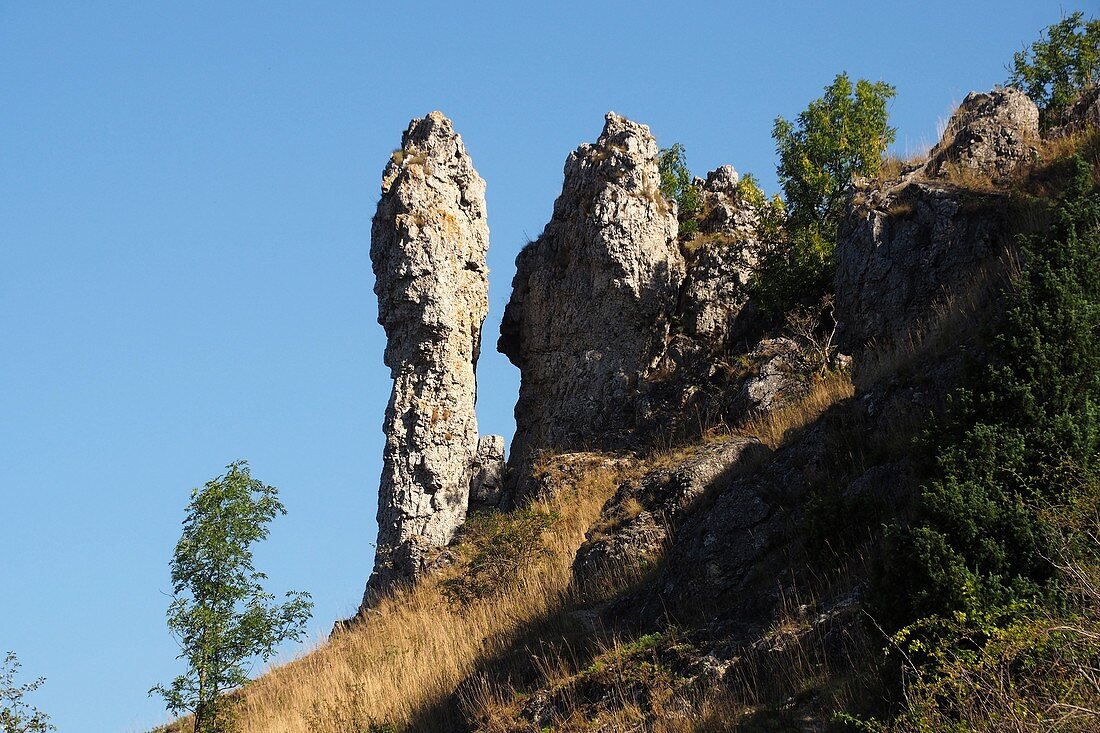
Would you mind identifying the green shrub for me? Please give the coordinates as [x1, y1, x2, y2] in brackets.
[881, 157, 1100, 627]
[1009, 11, 1100, 129]
[867, 158, 1100, 728]
[658, 143, 701, 237]
[442, 506, 558, 604]
[738, 173, 786, 242]
[751, 73, 896, 315]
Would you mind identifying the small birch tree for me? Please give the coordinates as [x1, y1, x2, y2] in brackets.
[151, 461, 312, 732]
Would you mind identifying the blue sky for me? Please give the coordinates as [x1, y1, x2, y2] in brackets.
[0, 1, 1072, 730]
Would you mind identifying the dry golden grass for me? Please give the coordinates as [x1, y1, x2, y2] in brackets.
[156, 459, 635, 733]
[876, 152, 928, 182]
[731, 370, 855, 449]
[466, 559, 885, 733]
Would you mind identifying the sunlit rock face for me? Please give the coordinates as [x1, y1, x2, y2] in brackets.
[498, 112, 684, 497]
[363, 112, 490, 606]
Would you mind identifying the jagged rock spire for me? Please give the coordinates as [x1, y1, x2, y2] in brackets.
[498, 112, 685, 494]
[362, 112, 490, 606]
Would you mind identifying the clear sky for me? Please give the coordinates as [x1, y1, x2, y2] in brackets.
[0, 1, 1074, 730]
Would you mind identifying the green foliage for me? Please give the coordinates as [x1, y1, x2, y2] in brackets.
[749, 222, 835, 314]
[738, 173, 787, 242]
[441, 506, 558, 604]
[773, 73, 896, 233]
[0, 653, 53, 733]
[658, 143, 701, 237]
[751, 73, 895, 315]
[1009, 11, 1100, 129]
[867, 158, 1100, 728]
[881, 158, 1100, 627]
[151, 461, 313, 733]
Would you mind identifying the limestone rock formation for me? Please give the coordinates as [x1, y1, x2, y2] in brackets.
[573, 437, 765, 590]
[363, 112, 490, 605]
[468, 434, 507, 508]
[676, 166, 759, 347]
[678, 244, 754, 346]
[834, 179, 1009, 352]
[737, 337, 808, 412]
[498, 112, 684, 491]
[924, 87, 1040, 180]
[696, 164, 761, 240]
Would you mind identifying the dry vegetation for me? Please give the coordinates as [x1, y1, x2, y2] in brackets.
[155, 459, 636, 733]
[152, 358, 869, 733]
[731, 370, 854, 450]
[465, 554, 886, 733]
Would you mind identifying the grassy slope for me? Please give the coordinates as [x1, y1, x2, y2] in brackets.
[155, 132, 1100, 733]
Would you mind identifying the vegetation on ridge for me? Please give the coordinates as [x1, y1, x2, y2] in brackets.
[1010, 11, 1100, 129]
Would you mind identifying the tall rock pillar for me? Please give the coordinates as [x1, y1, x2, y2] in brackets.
[498, 113, 685, 493]
[363, 112, 490, 606]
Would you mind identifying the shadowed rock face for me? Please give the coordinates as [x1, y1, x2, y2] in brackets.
[363, 112, 489, 606]
[834, 180, 1009, 353]
[498, 113, 684, 493]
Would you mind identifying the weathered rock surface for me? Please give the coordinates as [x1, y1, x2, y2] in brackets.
[1049, 84, 1100, 137]
[647, 395, 919, 633]
[696, 165, 761, 240]
[468, 434, 507, 508]
[834, 180, 1009, 352]
[498, 112, 684, 492]
[678, 244, 753, 345]
[573, 437, 766, 589]
[363, 111, 490, 606]
[677, 166, 758, 346]
[924, 87, 1039, 180]
[737, 337, 808, 412]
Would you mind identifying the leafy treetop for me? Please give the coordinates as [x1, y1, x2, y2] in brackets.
[150, 461, 313, 733]
[1009, 11, 1100, 129]
[773, 72, 896, 235]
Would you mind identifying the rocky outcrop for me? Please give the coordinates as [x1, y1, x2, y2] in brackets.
[737, 337, 808, 412]
[834, 178, 1009, 352]
[677, 165, 759, 346]
[573, 437, 765, 590]
[1049, 85, 1100, 137]
[468, 435, 507, 508]
[648, 392, 919, 633]
[696, 165, 761, 240]
[678, 245, 755, 346]
[924, 87, 1039, 181]
[498, 112, 684, 493]
[363, 112, 490, 605]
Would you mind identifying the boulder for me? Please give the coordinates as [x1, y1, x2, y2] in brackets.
[924, 87, 1039, 180]
[738, 337, 807, 412]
